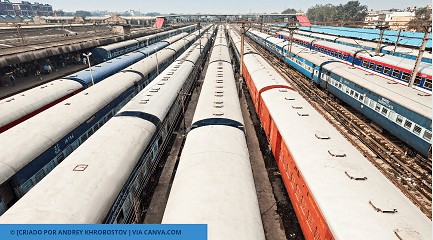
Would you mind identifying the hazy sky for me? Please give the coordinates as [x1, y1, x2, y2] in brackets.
[41, 0, 431, 14]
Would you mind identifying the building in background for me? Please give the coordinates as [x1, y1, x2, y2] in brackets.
[385, 11, 416, 30]
[0, 0, 53, 16]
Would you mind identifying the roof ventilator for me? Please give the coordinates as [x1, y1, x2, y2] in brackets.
[369, 200, 397, 213]
[292, 106, 303, 109]
[73, 164, 88, 171]
[393, 228, 422, 240]
[297, 111, 309, 116]
[345, 171, 367, 181]
[315, 132, 330, 140]
[387, 81, 397, 84]
[328, 150, 346, 157]
[285, 97, 295, 101]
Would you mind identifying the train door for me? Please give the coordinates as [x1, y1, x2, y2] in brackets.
[313, 66, 320, 84]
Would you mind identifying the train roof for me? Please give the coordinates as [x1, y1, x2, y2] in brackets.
[236, 38, 431, 238]
[0, 70, 141, 185]
[265, 34, 432, 119]
[0, 80, 81, 131]
[163, 28, 264, 239]
[0, 34, 208, 224]
[381, 45, 432, 59]
[95, 39, 139, 52]
[322, 62, 432, 119]
[261, 85, 432, 239]
[299, 26, 432, 48]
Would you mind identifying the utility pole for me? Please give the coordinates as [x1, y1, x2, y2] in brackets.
[15, 24, 25, 46]
[82, 52, 94, 86]
[375, 24, 389, 56]
[392, 28, 402, 56]
[239, 21, 250, 97]
[286, 26, 298, 56]
[409, 25, 431, 88]
[179, 88, 191, 137]
[198, 22, 201, 53]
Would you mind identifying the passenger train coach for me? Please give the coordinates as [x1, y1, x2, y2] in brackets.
[162, 26, 265, 240]
[0, 27, 211, 215]
[276, 31, 432, 92]
[248, 29, 432, 158]
[287, 30, 433, 64]
[0, 26, 214, 223]
[0, 28, 192, 134]
[228, 26, 431, 240]
[92, 25, 196, 63]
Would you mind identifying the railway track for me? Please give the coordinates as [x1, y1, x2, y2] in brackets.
[244, 34, 432, 218]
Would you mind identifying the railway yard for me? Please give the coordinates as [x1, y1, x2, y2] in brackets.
[0, 19, 431, 240]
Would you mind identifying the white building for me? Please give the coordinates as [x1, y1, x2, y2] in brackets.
[384, 11, 415, 30]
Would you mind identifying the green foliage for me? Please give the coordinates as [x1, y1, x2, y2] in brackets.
[282, 8, 297, 14]
[306, 1, 367, 25]
[408, 7, 431, 32]
[54, 10, 65, 16]
[74, 10, 92, 17]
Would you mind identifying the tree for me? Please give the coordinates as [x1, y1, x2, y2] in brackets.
[306, 1, 367, 26]
[408, 7, 431, 32]
[54, 10, 65, 16]
[74, 10, 92, 17]
[282, 8, 297, 14]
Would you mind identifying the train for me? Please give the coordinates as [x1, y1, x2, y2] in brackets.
[228, 26, 431, 240]
[260, 25, 432, 63]
[276, 31, 432, 92]
[0, 27, 211, 215]
[0, 27, 213, 223]
[162, 26, 265, 240]
[0, 26, 195, 134]
[288, 29, 432, 63]
[248, 29, 432, 158]
[91, 25, 196, 62]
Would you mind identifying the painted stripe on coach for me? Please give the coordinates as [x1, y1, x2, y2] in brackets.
[259, 85, 297, 95]
[191, 118, 245, 132]
[115, 111, 161, 128]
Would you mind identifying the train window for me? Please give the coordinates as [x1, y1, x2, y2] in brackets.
[368, 62, 374, 70]
[404, 120, 413, 129]
[364, 97, 369, 105]
[392, 69, 400, 78]
[354, 92, 359, 99]
[359, 95, 364, 101]
[396, 115, 404, 124]
[423, 130, 432, 141]
[384, 67, 391, 74]
[414, 76, 422, 86]
[375, 104, 381, 112]
[423, 79, 432, 89]
[413, 125, 422, 135]
[375, 65, 383, 72]
[381, 107, 388, 116]
[80, 134, 88, 143]
[350, 90, 354, 96]
[56, 153, 65, 163]
[362, 60, 368, 67]
[401, 72, 411, 81]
